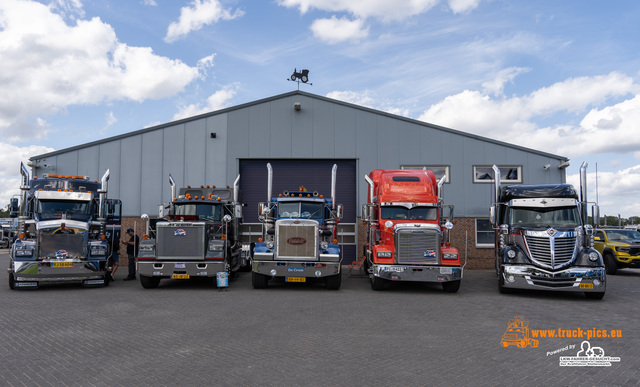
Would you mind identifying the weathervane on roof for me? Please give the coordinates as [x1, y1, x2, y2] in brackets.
[288, 68, 312, 90]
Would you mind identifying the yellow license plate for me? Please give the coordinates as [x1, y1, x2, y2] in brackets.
[51, 262, 73, 267]
[172, 274, 190, 279]
[580, 283, 594, 289]
[286, 277, 306, 282]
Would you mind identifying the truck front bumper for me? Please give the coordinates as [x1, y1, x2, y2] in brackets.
[501, 265, 606, 292]
[137, 260, 227, 278]
[373, 264, 462, 283]
[10, 260, 107, 286]
[252, 260, 340, 278]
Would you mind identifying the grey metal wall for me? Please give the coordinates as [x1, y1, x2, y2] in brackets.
[30, 91, 567, 217]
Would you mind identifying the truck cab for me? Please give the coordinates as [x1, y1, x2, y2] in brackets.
[490, 162, 605, 299]
[251, 163, 343, 289]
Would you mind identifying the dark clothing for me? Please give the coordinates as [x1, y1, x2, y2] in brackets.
[127, 234, 140, 256]
[126, 234, 139, 279]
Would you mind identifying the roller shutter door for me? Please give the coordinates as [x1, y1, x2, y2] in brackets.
[239, 159, 356, 263]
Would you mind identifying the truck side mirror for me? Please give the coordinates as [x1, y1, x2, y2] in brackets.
[335, 204, 343, 220]
[9, 197, 19, 218]
[489, 205, 496, 225]
[592, 205, 600, 226]
[593, 236, 601, 241]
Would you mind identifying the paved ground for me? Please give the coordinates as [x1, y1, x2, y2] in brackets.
[1, 250, 639, 387]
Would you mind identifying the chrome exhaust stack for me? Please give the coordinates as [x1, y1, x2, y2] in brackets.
[18, 162, 30, 236]
[492, 165, 501, 205]
[580, 161, 588, 226]
[267, 163, 273, 202]
[98, 169, 110, 221]
[169, 174, 176, 201]
[331, 164, 337, 210]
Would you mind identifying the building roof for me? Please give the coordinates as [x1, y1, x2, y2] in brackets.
[31, 90, 567, 161]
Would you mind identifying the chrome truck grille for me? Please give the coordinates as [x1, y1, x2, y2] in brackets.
[38, 233, 86, 259]
[395, 227, 440, 264]
[276, 220, 317, 260]
[524, 229, 577, 270]
[156, 223, 205, 260]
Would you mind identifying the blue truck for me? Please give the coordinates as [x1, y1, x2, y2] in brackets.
[251, 163, 344, 289]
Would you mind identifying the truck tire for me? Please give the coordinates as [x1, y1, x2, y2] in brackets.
[442, 279, 461, 293]
[326, 273, 341, 290]
[140, 275, 160, 289]
[585, 291, 605, 300]
[370, 275, 385, 291]
[8, 273, 16, 290]
[604, 253, 617, 275]
[252, 271, 268, 289]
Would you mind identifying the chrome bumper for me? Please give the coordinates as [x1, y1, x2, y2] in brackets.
[373, 264, 462, 282]
[252, 260, 340, 278]
[11, 260, 106, 282]
[137, 260, 227, 277]
[501, 265, 606, 292]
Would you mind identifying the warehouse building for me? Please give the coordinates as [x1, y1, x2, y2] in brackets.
[28, 90, 569, 268]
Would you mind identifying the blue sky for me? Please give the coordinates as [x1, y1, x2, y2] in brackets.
[1, 0, 639, 218]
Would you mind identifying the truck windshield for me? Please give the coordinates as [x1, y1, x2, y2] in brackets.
[36, 200, 92, 221]
[279, 202, 323, 219]
[508, 207, 580, 228]
[174, 203, 221, 221]
[606, 230, 640, 241]
[380, 206, 437, 220]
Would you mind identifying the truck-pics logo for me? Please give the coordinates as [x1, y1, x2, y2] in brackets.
[287, 237, 306, 245]
[501, 316, 539, 348]
[559, 341, 621, 367]
[174, 229, 187, 236]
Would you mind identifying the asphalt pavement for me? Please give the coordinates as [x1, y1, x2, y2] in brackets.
[0, 250, 638, 387]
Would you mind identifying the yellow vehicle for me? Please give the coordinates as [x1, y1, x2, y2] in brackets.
[594, 228, 640, 275]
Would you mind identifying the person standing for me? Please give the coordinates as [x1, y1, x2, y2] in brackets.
[122, 228, 139, 281]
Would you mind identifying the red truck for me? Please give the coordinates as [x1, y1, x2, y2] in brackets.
[362, 169, 463, 292]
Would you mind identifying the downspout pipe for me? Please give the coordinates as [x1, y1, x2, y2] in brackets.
[233, 174, 241, 245]
[331, 164, 337, 210]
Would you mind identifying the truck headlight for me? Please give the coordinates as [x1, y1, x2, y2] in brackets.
[266, 241, 274, 249]
[320, 241, 328, 250]
[616, 246, 630, 253]
[443, 252, 458, 260]
[15, 249, 34, 257]
[209, 242, 224, 252]
[588, 252, 599, 262]
[139, 244, 155, 252]
[506, 250, 516, 259]
[377, 251, 392, 258]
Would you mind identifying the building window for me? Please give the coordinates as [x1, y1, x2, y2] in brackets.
[401, 165, 450, 183]
[476, 219, 494, 248]
[473, 165, 521, 183]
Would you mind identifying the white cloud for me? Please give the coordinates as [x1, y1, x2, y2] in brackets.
[278, 0, 438, 22]
[0, 0, 201, 140]
[164, 0, 244, 43]
[447, 0, 482, 14]
[172, 85, 238, 120]
[0, 143, 55, 207]
[310, 16, 368, 44]
[142, 0, 158, 6]
[482, 67, 530, 96]
[419, 72, 639, 158]
[567, 165, 640, 218]
[326, 90, 409, 116]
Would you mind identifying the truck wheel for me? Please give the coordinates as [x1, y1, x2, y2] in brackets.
[8, 273, 16, 290]
[140, 275, 160, 289]
[370, 275, 385, 290]
[604, 253, 617, 275]
[442, 280, 461, 293]
[585, 291, 605, 300]
[251, 271, 268, 289]
[326, 273, 341, 290]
